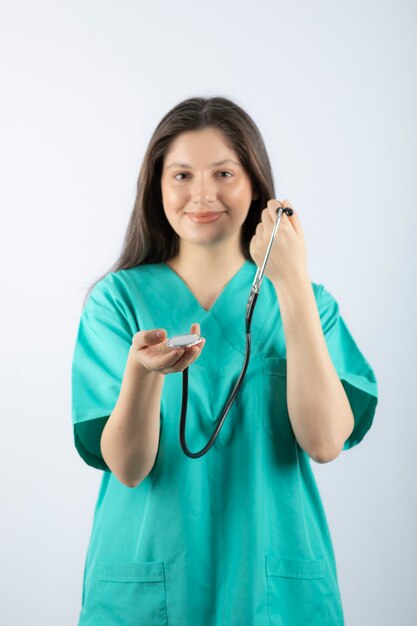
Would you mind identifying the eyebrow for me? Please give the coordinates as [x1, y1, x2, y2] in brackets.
[165, 158, 241, 170]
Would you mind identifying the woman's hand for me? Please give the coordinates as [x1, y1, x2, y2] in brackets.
[249, 198, 309, 285]
[130, 322, 205, 375]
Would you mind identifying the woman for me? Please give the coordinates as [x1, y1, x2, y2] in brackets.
[71, 96, 378, 625]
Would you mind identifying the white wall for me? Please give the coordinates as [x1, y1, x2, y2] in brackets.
[1, 0, 415, 624]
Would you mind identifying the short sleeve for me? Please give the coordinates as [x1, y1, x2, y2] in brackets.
[316, 284, 378, 451]
[71, 276, 135, 470]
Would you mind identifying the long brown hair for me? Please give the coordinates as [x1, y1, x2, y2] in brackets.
[83, 96, 276, 306]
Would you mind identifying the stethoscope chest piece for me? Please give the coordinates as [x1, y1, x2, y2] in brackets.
[166, 333, 203, 349]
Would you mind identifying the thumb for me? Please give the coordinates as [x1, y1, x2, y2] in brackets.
[152, 328, 166, 342]
[133, 328, 166, 349]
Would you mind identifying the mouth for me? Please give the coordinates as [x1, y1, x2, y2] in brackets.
[186, 212, 224, 217]
[186, 211, 224, 223]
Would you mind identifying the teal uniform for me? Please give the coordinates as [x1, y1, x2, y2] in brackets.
[71, 259, 378, 625]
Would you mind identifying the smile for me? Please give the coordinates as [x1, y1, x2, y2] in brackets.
[186, 212, 224, 224]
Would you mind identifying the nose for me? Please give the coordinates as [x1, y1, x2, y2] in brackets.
[192, 173, 216, 206]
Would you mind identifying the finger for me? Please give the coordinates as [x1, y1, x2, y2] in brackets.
[178, 339, 206, 368]
[261, 207, 274, 231]
[270, 201, 293, 229]
[190, 322, 200, 335]
[272, 199, 298, 233]
[191, 322, 204, 345]
[267, 198, 282, 212]
[132, 328, 167, 350]
[185, 325, 205, 352]
[267, 198, 283, 221]
[154, 350, 182, 373]
[281, 201, 303, 237]
[266, 202, 290, 235]
[280, 199, 294, 218]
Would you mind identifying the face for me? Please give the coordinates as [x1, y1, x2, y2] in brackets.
[160, 127, 257, 252]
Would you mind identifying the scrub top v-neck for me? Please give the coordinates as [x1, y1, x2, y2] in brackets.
[71, 260, 378, 626]
[161, 259, 250, 312]
[158, 259, 270, 356]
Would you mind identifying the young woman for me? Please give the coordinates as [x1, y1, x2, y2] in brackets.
[71, 96, 378, 625]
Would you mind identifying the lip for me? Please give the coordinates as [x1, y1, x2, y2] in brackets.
[186, 212, 224, 223]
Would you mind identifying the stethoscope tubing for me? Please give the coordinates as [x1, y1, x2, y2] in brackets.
[179, 206, 293, 458]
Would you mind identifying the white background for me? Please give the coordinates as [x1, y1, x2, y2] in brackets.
[1, 1, 416, 624]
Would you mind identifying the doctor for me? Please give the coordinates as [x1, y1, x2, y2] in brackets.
[71, 95, 378, 626]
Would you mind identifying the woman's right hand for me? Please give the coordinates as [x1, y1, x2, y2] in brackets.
[129, 323, 206, 375]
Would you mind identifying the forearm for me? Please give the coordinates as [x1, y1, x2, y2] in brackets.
[100, 347, 164, 487]
[273, 273, 354, 462]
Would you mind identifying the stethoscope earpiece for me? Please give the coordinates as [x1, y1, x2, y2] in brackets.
[276, 207, 293, 216]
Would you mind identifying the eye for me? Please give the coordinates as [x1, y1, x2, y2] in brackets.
[173, 170, 233, 181]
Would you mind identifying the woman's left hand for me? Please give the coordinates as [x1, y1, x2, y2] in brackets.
[249, 198, 309, 285]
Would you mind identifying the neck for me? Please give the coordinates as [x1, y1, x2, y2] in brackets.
[168, 240, 247, 279]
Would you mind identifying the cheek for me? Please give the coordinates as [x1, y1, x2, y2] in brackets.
[222, 179, 252, 203]
[161, 185, 186, 209]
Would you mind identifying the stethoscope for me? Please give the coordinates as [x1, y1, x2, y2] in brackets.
[166, 206, 294, 458]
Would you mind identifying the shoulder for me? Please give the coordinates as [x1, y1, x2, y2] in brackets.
[83, 265, 154, 318]
[311, 281, 339, 310]
[311, 281, 342, 337]
[82, 264, 165, 329]
[86, 264, 160, 308]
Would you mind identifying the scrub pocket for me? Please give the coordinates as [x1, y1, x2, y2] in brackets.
[263, 356, 295, 443]
[98, 561, 168, 626]
[266, 555, 336, 626]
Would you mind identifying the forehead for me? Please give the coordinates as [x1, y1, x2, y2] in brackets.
[164, 127, 239, 162]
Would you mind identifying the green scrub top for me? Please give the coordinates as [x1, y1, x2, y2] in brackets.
[71, 259, 378, 626]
